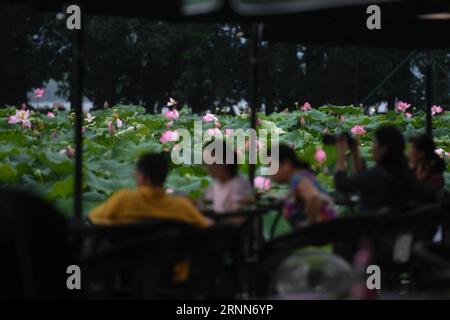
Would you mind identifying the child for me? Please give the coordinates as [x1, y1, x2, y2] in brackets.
[202, 141, 254, 213]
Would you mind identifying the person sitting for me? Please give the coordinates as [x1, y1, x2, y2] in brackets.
[408, 134, 446, 191]
[334, 125, 416, 213]
[89, 153, 212, 227]
[271, 144, 336, 228]
[202, 141, 254, 213]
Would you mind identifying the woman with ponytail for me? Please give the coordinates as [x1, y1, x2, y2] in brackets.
[271, 144, 336, 228]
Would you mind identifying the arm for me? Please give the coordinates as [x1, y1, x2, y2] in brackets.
[180, 199, 214, 228]
[336, 135, 363, 174]
[350, 145, 364, 174]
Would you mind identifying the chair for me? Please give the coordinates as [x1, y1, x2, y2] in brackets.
[76, 219, 240, 299]
[0, 187, 74, 299]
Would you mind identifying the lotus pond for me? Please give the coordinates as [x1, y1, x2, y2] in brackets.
[0, 103, 448, 235]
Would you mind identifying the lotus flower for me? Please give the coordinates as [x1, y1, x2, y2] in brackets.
[34, 88, 45, 99]
[254, 176, 271, 192]
[396, 101, 411, 112]
[47, 112, 55, 118]
[165, 109, 179, 121]
[351, 125, 366, 136]
[107, 121, 116, 135]
[301, 102, 312, 111]
[431, 105, 444, 116]
[406, 112, 412, 119]
[33, 88, 45, 109]
[8, 110, 31, 128]
[435, 148, 448, 158]
[116, 118, 123, 128]
[166, 188, 174, 194]
[160, 130, 179, 143]
[206, 128, 221, 137]
[203, 113, 218, 123]
[85, 113, 95, 123]
[314, 148, 327, 164]
[167, 98, 177, 107]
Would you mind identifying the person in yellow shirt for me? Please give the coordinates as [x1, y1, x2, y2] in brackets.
[89, 153, 212, 228]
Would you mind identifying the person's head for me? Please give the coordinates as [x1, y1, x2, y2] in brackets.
[373, 125, 406, 166]
[373, 126, 415, 208]
[203, 140, 238, 183]
[408, 134, 444, 170]
[271, 144, 310, 184]
[135, 153, 169, 187]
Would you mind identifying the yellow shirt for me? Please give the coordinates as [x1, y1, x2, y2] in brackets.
[89, 186, 211, 228]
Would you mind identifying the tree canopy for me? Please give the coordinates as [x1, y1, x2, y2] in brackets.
[1, 4, 448, 113]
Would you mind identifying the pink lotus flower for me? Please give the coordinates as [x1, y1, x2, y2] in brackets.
[396, 101, 411, 112]
[431, 105, 444, 116]
[165, 109, 179, 121]
[34, 88, 45, 99]
[406, 112, 412, 119]
[351, 125, 366, 136]
[301, 102, 312, 111]
[160, 130, 179, 143]
[107, 121, 116, 135]
[254, 176, 271, 192]
[47, 112, 55, 118]
[206, 128, 221, 137]
[8, 110, 31, 128]
[116, 119, 123, 128]
[203, 113, 218, 123]
[314, 148, 327, 164]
